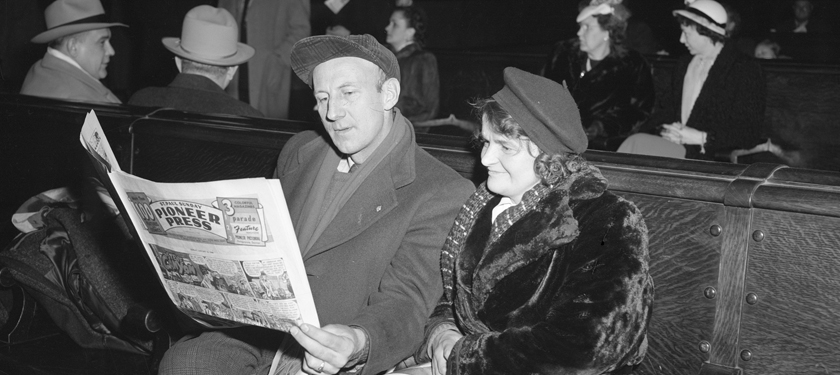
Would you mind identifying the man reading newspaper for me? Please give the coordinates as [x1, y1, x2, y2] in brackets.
[159, 34, 474, 375]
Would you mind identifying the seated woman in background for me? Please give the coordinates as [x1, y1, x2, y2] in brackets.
[394, 67, 653, 375]
[619, 0, 766, 160]
[542, 0, 655, 151]
[386, 6, 440, 126]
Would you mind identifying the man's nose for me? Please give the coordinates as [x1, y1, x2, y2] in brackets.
[325, 97, 345, 121]
[105, 41, 115, 56]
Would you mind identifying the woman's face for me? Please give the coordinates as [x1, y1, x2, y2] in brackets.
[577, 16, 609, 55]
[680, 24, 713, 56]
[480, 118, 541, 204]
[385, 11, 414, 49]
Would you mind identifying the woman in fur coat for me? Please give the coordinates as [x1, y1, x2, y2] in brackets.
[542, 0, 655, 151]
[394, 67, 654, 375]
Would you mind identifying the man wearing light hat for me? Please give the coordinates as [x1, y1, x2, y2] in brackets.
[20, 0, 126, 104]
[158, 34, 474, 375]
[128, 5, 262, 117]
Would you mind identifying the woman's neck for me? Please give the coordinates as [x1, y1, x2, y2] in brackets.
[392, 40, 415, 53]
[586, 43, 611, 62]
[698, 42, 724, 60]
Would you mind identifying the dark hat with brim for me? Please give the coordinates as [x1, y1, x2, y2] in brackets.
[290, 34, 400, 88]
[162, 5, 254, 66]
[32, 0, 127, 44]
[492, 67, 587, 155]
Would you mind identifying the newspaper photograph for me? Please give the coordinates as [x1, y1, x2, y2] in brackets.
[79, 111, 319, 332]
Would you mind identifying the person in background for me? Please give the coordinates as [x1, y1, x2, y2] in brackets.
[128, 5, 262, 117]
[20, 0, 127, 104]
[771, 0, 831, 34]
[542, 0, 655, 151]
[386, 6, 440, 127]
[157, 34, 474, 375]
[619, 0, 766, 160]
[755, 39, 782, 59]
[394, 67, 653, 375]
[219, 0, 310, 119]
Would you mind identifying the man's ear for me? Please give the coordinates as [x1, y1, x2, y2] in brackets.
[381, 77, 400, 110]
[406, 27, 416, 43]
[64, 36, 80, 57]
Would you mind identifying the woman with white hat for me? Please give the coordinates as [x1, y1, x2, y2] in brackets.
[618, 0, 766, 161]
[393, 67, 653, 375]
[542, 0, 655, 152]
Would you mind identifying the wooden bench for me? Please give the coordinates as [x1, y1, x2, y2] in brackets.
[3, 94, 840, 374]
[433, 49, 840, 172]
[126, 104, 840, 375]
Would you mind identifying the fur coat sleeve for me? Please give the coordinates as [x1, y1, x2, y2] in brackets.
[418, 171, 653, 375]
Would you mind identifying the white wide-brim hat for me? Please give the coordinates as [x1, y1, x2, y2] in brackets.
[32, 0, 127, 44]
[162, 5, 254, 66]
[673, 0, 728, 36]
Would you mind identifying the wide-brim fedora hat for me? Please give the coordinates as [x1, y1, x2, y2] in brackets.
[32, 0, 127, 44]
[673, 0, 728, 36]
[162, 5, 254, 66]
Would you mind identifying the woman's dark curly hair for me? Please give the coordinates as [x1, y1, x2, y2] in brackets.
[676, 14, 727, 45]
[394, 6, 428, 47]
[471, 97, 586, 186]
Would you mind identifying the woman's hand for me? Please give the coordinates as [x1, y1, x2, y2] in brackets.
[661, 123, 706, 145]
[427, 324, 463, 375]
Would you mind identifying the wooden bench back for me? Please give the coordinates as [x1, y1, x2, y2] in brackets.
[3, 93, 840, 374]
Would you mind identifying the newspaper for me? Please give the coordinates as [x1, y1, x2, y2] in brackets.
[79, 110, 319, 332]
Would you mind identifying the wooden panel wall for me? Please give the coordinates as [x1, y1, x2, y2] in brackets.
[739, 209, 840, 374]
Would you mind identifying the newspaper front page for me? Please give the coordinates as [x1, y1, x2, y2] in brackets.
[79, 111, 319, 332]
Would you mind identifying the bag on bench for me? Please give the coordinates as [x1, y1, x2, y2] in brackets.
[0, 204, 167, 354]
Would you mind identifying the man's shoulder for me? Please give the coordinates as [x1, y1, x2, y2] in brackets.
[410, 145, 474, 192]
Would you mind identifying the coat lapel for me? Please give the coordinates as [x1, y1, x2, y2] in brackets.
[685, 45, 736, 127]
[282, 136, 331, 236]
[303, 113, 417, 260]
[304, 167, 398, 260]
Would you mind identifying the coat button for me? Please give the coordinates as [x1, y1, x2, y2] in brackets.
[752, 230, 765, 242]
[376, 206, 381, 212]
[746, 293, 758, 305]
[710, 225, 722, 236]
[704, 287, 717, 299]
[699, 341, 711, 353]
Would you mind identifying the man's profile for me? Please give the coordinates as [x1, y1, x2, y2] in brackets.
[20, 0, 126, 104]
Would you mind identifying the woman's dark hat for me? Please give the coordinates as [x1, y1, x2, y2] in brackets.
[32, 0, 127, 44]
[492, 67, 587, 155]
[290, 34, 400, 88]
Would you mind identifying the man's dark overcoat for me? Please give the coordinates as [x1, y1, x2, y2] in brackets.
[129, 73, 263, 117]
[274, 111, 475, 374]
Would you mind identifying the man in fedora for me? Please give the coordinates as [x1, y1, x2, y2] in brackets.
[158, 34, 474, 375]
[20, 0, 126, 104]
[128, 5, 263, 117]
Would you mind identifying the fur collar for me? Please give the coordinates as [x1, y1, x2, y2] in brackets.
[441, 162, 608, 334]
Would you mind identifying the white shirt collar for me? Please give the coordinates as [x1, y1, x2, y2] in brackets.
[47, 47, 99, 81]
[337, 157, 356, 173]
